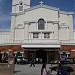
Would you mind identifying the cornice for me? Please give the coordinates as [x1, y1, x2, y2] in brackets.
[47, 21, 59, 24]
[11, 4, 74, 16]
[11, 11, 25, 16]
[24, 4, 59, 12]
[24, 21, 31, 25]
[60, 43, 75, 45]
[59, 10, 74, 15]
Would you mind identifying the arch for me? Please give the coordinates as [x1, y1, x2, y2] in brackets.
[38, 18, 45, 30]
[19, 1, 23, 11]
[19, 1, 23, 5]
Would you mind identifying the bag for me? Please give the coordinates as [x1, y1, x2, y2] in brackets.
[46, 71, 51, 75]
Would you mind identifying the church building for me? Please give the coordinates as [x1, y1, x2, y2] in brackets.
[0, 0, 75, 63]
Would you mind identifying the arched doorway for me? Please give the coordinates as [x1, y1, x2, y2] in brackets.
[36, 49, 47, 63]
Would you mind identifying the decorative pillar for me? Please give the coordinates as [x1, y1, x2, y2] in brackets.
[8, 49, 14, 56]
[0, 51, 2, 61]
[24, 50, 29, 58]
[54, 51, 60, 60]
[47, 51, 48, 63]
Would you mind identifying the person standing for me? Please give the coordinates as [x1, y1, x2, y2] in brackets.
[41, 63, 47, 75]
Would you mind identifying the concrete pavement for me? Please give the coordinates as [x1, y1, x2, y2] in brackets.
[14, 64, 57, 75]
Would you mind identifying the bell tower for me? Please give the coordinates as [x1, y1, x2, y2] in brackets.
[11, 0, 30, 43]
[12, 0, 30, 13]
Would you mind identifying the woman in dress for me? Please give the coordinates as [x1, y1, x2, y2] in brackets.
[41, 63, 47, 75]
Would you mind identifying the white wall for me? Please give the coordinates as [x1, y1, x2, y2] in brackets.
[15, 8, 58, 25]
[12, 0, 30, 13]
[74, 30, 75, 43]
[0, 30, 10, 44]
[11, 3, 74, 44]
[59, 12, 74, 43]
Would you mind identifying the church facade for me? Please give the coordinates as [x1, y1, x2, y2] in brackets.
[0, 0, 75, 63]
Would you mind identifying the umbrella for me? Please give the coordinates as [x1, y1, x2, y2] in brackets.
[51, 66, 74, 72]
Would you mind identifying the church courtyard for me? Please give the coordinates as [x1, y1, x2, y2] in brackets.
[14, 64, 75, 75]
[14, 64, 57, 75]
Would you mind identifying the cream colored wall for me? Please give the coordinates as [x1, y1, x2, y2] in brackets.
[59, 13, 69, 24]
[59, 12, 74, 43]
[15, 29, 24, 40]
[74, 30, 75, 43]
[0, 30, 10, 44]
[11, 0, 74, 44]
[16, 8, 58, 25]
[47, 23, 54, 31]
[68, 15, 74, 42]
[29, 23, 37, 31]
[12, 0, 30, 5]
[13, 8, 59, 43]
[13, 10, 74, 43]
[59, 28, 69, 40]
[12, 0, 30, 13]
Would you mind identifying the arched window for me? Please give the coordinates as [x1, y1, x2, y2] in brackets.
[38, 18, 45, 30]
[19, 1, 23, 5]
[19, 1, 23, 11]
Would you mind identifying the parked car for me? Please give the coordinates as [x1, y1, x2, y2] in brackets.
[65, 57, 75, 63]
[60, 57, 75, 64]
[50, 60, 58, 64]
[16, 56, 28, 64]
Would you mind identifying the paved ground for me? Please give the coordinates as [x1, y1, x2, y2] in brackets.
[14, 64, 57, 75]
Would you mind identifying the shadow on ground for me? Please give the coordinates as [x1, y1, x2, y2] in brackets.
[14, 71, 21, 73]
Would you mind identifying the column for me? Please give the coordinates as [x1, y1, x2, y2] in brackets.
[0, 51, 2, 62]
[54, 51, 60, 60]
[47, 51, 49, 63]
[8, 49, 14, 56]
[24, 50, 29, 58]
[70, 50, 75, 58]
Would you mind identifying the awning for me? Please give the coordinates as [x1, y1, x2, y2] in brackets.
[21, 44, 60, 48]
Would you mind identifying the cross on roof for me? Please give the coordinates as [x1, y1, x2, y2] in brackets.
[39, 1, 44, 5]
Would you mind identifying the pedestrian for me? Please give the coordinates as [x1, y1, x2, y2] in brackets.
[57, 63, 62, 75]
[41, 63, 47, 75]
[30, 58, 35, 67]
[36, 58, 38, 64]
[57, 63, 68, 75]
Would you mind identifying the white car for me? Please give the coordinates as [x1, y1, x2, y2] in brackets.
[17, 56, 28, 64]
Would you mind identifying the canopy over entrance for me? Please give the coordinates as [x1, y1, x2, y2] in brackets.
[21, 43, 60, 48]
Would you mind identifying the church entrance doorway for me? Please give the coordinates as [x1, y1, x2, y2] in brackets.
[36, 49, 47, 63]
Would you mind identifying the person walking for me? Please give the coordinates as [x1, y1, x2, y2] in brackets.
[57, 63, 62, 75]
[30, 58, 35, 67]
[41, 63, 47, 75]
[57, 63, 68, 75]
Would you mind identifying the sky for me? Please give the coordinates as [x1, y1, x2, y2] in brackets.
[0, 0, 75, 29]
